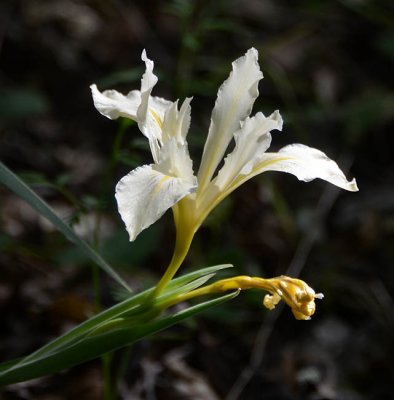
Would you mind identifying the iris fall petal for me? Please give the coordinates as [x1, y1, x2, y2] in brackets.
[115, 165, 196, 241]
[253, 144, 359, 191]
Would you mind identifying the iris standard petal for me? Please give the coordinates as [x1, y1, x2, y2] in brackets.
[252, 144, 358, 191]
[137, 51, 172, 143]
[215, 110, 283, 190]
[197, 48, 263, 193]
[136, 49, 159, 137]
[155, 138, 196, 184]
[115, 165, 197, 241]
[162, 98, 192, 144]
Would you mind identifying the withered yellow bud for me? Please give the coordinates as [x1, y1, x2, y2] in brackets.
[172, 274, 323, 320]
[263, 293, 281, 310]
[263, 276, 324, 320]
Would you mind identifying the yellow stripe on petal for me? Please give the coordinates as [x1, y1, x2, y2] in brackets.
[154, 175, 171, 193]
[150, 108, 163, 130]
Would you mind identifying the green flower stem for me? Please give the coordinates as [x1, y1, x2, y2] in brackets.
[152, 225, 195, 296]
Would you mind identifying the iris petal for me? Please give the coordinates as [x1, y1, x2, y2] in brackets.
[252, 144, 358, 191]
[197, 48, 263, 193]
[90, 84, 140, 120]
[115, 165, 197, 241]
[215, 110, 282, 190]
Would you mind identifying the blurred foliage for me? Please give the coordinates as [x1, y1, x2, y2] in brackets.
[0, 87, 50, 121]
[1, 0, 393, 398]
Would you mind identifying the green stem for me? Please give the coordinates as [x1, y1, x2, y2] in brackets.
[92, 261, 116, 400]
[93, 119, 129, 398]
[152, 227, 195, 296]
[103, 353, 116, 400]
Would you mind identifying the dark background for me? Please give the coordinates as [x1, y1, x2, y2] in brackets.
[1, 1, 393, 399]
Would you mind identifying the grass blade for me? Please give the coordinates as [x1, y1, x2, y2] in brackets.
[0, 161, 131, 292]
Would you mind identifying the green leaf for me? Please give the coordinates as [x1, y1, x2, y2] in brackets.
[0, 291, 238, 386]
[0, 162, 131, 292]
[0, 264, 233, 371]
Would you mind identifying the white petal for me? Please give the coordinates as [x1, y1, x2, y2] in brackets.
[197, 48, 263, 193]
[254, 144, 359, 191]
[115, 165, 197, 241]
[162, 98, 192, 144]
[140, 49, 158, 93]
[154, 138, 196, 184]
[90, 84, 140, 120]
[136, 50, 158, 133]
[215, 111, 282, 190]
[136, 50, 172, 143]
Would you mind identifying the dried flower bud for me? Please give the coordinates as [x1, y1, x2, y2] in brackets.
[262, 276, 324, 320]
[174, 275, 323, 320]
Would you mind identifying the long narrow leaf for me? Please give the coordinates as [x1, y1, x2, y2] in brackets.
[0, 161, 131, 291]
[0, 291, 239, 386]
[2, 264, 234, 367]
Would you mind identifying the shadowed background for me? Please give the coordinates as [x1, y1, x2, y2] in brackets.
[1, 1, 393, 399]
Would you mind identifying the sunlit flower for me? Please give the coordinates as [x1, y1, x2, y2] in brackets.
[92, 48, 357, 242]
[91, 48, 358, 292]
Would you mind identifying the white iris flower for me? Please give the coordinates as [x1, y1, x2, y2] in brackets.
[91, 48, 358, 289]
